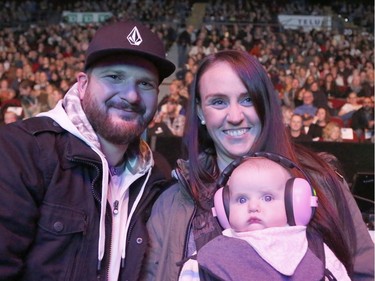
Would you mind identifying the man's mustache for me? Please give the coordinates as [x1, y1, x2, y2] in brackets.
[107, 99, 145, 114]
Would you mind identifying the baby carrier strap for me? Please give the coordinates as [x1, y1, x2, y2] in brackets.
[307, 231, 337, 281]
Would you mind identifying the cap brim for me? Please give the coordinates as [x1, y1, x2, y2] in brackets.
[85, 49, 176, 81]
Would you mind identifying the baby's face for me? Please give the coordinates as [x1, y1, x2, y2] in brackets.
[228, 158, 290, 232]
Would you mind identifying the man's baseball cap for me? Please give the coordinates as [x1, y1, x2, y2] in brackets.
[85, 20, 176, 81]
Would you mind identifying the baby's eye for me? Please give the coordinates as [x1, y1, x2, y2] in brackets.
[238, 197, 247, 204]
[263, 195, 273, 202]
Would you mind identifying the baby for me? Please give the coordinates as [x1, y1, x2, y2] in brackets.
[179, 154, 350, 281]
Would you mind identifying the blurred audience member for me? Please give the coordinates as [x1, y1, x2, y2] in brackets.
[147, 113, 174, 139]
[358, 68, 374, 98]
[177, 24, 195, 68]
[310, 80, 330, 112]
[346, 72, 363, 97]
[322, 122, 343, 142]
[321, 72, 341, 99]
[159, 79, 187, 115]
[189, 38, 205, 58]
[18, 79, 49, 119]
[47, 85, 64, 109]
[294, 90, 317, 127]
[282, 76, 300, 109]
[0, 78, 14, 103]
[159, 96, 186, 137]
[351, 97, 374, 141]
[281, 105, 293, 127]
[337, 92, 362, 125]
[3, 110, 21, 125]
[288, 114, 313, 142]
[307, 107, 331, 141]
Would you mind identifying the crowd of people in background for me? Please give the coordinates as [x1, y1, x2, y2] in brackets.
[0, 0, 373, 142]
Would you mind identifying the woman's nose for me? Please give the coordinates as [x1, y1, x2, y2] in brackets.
[226, 104, 244, 124]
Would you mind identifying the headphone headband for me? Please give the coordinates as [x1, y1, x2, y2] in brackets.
[217, 152, 313, 189]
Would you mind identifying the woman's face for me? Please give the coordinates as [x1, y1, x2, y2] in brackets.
[197, 61, 262, 170]
[330, 126, 341, 141]
[316, 108, 326, 121]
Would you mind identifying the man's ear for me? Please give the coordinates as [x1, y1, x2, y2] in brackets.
[76, 72, 88, 100]
[196, 104, 206, 124]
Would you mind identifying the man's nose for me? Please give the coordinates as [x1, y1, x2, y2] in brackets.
[119, 83, 140, 103]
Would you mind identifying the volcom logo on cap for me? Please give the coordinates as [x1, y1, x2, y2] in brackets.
[127, 26, 142, 46]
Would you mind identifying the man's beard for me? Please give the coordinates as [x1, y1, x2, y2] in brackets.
[82, 89, 150, 145]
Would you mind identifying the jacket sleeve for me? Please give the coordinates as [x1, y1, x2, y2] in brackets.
[141, 182, 191, 281]
[314, 150, 374, 280]
[0, 125, 47, 279]
[341, 181, 375, 281]
[142, 185, 172, 281]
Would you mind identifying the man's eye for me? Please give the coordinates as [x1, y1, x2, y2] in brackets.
[107, 74, 121, 81]
[139, 81, 156, 90]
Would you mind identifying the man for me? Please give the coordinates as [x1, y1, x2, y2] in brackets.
[294, 90, 317, 127]
[157, 96, 185, 137]
[0, 20, 175, 280]
[337, 91, 362, 125]
[351, 97, 374, 141]
[176, 24, 194, 68]
[288, 114, 313, 142]
[18, 79, 50, 118]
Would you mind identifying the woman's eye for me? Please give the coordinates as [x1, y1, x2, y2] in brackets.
[210, 99, 228, 109]
[242, 96, 253, 105]
[212, 99, 224, 105]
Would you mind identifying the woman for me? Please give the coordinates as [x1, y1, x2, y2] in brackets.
[321, 72, 342, 99]
[307, 107, 331, 141]
[143, 51, 374, 280]
[322, 121, 343, 142]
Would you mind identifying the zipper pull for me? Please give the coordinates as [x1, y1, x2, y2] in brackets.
[113, 200, 119, 215]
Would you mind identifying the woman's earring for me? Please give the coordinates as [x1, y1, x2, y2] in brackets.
[201, 120, 206, 125]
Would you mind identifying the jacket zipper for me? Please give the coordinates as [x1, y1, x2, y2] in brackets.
[122, 178, 166, 269]
[113, 200, 119, 215]
[106, 209, 112, 281]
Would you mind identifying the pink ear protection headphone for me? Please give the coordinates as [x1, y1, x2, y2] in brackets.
[212, 152, 318, 229]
